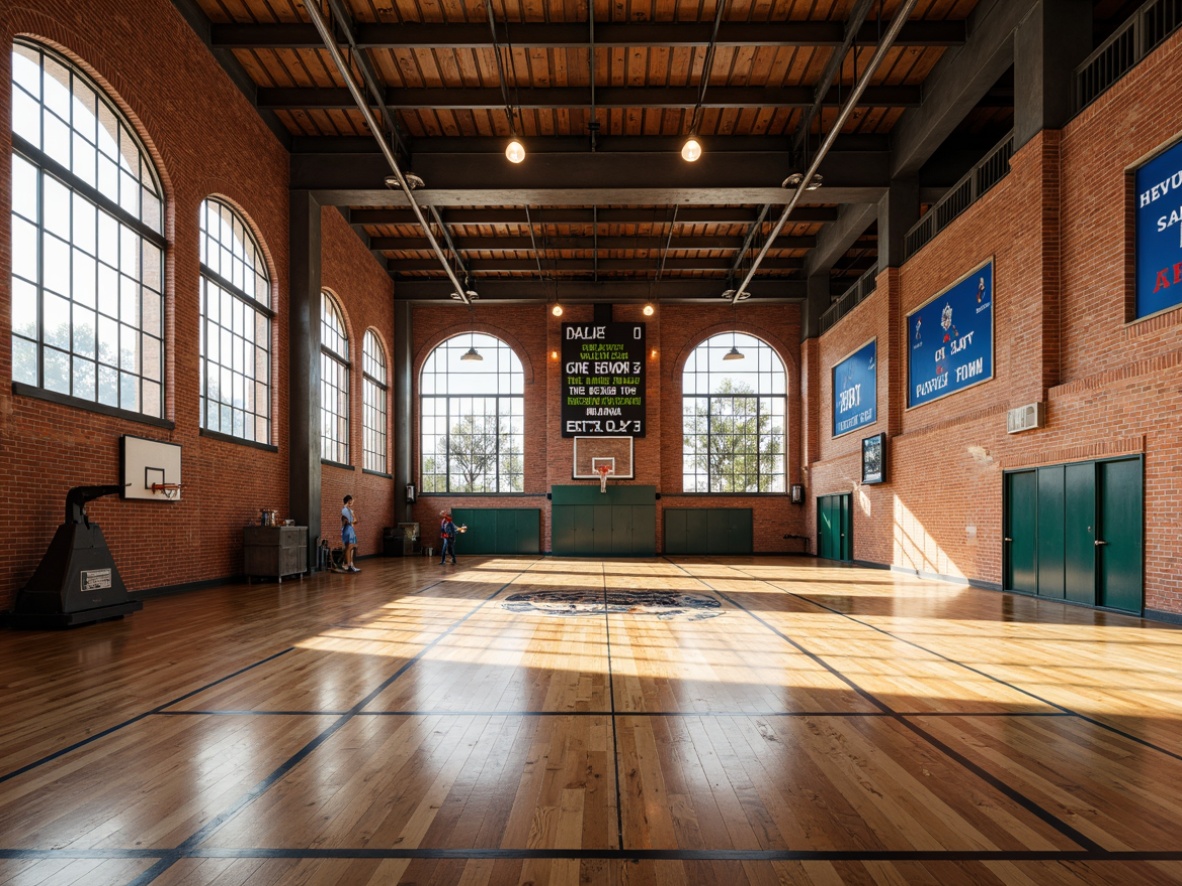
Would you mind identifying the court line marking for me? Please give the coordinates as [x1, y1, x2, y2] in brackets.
[724, 561, 1182, 764]
[663, 558, 1105, 853]
[0, 646, 295, 785]
[124, 572, 530, 886]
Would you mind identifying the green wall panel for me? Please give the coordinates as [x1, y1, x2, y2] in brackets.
[550, 486, 656, 556]
[452, 508, 541, 555]
[662, 509, 752, 555]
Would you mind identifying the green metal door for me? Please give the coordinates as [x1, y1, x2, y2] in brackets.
[839, 494, 852, 561]
[1036, 466, 1065, 599]
[1004, 471, 1037, 593]
[818, 496, 835, 560]
[1097, 457, 1143, 613]
[817, 495, 851, 562]
[1064, 463, 1096, 605]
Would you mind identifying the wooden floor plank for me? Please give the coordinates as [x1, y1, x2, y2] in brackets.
[4, 556, 1182, 880]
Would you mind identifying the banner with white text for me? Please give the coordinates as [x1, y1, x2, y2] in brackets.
[832, 339, 877, 437]
[1136, 138, 1182, 318]
[907, 260, 994, 408]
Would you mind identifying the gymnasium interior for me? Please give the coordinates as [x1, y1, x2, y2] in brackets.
[3, 0, 1182, 882]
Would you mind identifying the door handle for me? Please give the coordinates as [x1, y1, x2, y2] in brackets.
[1094, 539, 1108, 546]
[1004, 537, 1013, 542]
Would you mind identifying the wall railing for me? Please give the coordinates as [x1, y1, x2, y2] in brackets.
[904, 131, 1014, 259]
[819, 265, 878, 334]
[1075, 0, 1182, 111]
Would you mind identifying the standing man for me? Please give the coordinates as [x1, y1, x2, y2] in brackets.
[439, 509, 458, 565]
[342, 495, 360, 573]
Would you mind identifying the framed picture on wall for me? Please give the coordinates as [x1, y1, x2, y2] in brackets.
[862, 433, 886, 485]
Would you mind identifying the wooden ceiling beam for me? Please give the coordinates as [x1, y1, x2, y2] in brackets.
[350, 207, 840, 224]
[212, 20, 965, 50]
[387, 257, 806, 272]
[370, 234, 817, 250]
[258, 85, 920, 111]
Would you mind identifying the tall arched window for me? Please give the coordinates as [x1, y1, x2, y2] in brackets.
[320, 292, 349, 465]
[682, 333, 786, 493]
[421, 334, 524, 493]
[199, 198, 271, 443]
[10, 40, 165, 417]
[362, 330, 388, 474]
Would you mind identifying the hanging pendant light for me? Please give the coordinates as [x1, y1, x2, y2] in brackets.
[505, 136, 526, 164]
[460, 334, 483, 362]
[722, 334, 745, 361]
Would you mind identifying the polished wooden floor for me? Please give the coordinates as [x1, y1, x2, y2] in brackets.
[3, 555, 1182, 885]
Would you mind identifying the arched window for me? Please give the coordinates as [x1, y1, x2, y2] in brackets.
[421, 334, 523, 493]
[199, 198, 271, 443]
[362, 330, 388, 474]
[10, 40, 165, 417]
[682, 333, 786, 492]
[320, 292, 349, 465]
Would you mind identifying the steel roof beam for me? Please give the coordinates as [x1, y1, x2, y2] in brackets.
[390, 278, 808, 301]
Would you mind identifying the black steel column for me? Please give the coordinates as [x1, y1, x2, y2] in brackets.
[802, 271, 830, 340]
[393, 299, 414, 525]
[290, 190, 322, 564]
[878, 175, 919, 271]
[1014, 0, 1092, 151]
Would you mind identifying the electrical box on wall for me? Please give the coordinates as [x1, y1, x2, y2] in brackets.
[1007, 402, 1045, 433]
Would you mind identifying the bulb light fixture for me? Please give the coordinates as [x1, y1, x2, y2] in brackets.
[506, 137, 526, 164]
[642, 303, 655, 316]
[680, 135, 703, 163]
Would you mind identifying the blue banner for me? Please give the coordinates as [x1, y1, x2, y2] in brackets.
[908, 261, 993, 407]
[1136, 139, 1182, 318]
[832, 339, 877, 437]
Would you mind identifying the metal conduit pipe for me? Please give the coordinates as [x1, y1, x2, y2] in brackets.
[728, 0, 922, 304]
[302, 0, 475, 304]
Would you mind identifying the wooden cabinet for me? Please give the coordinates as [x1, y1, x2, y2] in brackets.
[244, 526, 308, 583]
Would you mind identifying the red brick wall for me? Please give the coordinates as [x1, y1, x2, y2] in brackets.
[805, 29, 1182, 613]
[0, 0, 292, 610]
[0, 1, 396, 610]
[405, 301, 807, 553]
[319, 206, 396, 557]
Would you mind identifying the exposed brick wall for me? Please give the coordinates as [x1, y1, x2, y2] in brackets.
[0, 0, 394, 609]
[805, 29, 1182, 612]
[405, 301, 807, 553]
[0, 0, 292, 610]
[318, 206, 396, 558]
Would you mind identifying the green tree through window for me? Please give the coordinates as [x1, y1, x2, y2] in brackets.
[682, 333, 786, 493]
[421, 334, 524, 494]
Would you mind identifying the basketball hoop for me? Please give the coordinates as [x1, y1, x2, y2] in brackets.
[150, 482, 183, 501]
[596, 463, 613, 493]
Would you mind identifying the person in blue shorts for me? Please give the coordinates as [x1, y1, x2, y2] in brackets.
[341, 495, 360, 573]
[439, 509, 459, 565]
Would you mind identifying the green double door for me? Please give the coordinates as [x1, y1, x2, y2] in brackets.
[817, 493, 852, 561]
[1004, 457, 1141, 612]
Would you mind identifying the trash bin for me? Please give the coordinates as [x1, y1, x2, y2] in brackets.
[382, 527, 401, 556]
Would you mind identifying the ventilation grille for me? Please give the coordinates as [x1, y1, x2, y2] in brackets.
[1007, 402, 1045, 434]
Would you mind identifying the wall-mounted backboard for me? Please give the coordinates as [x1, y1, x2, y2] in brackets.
[572, 435, 634, 479]
[121, 435, 182, 501]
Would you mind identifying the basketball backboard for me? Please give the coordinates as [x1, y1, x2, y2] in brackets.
[120, 435, 182, 501]
[572, 436, 634, 479]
